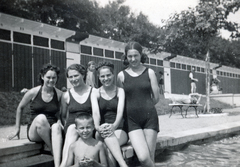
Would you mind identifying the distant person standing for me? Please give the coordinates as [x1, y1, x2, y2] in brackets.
[211, 69, 221, 93]
[158, 71, 164, 94]
[86, 61, 97, 88]
[189, 67, 198, 93]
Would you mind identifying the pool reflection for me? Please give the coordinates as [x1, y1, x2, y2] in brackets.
[155, 135, 240, 166]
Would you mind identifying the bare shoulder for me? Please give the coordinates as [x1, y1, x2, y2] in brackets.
[62, 90, 70, 100]
[148, 68, 157, 80]
[148, 68, 155, 75]
[23, 86, 41, 100]
[28, 86, 41, 95]
[117, 87, 124, 95]
[92, 87, 100, 95]
[117, 71, 124, 80]
[54, 88, 63, 101]
[117, 71, 125, 87]
[96, 140, 104, 149]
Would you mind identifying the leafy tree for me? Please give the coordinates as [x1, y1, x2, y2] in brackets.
[99, 0, 132, 41]
[0, 0, 102, 34]
[153, 0, 240, 63]
[99, 0, 162, 47]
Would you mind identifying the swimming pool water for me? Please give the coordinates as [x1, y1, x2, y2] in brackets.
[155, 135, 240, 167]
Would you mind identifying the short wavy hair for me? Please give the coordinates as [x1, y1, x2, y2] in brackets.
[39, 63, 60, 85]
[65, 64, 87, 78]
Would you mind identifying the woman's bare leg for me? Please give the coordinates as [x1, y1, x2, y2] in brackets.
[60, 124, 78, 167]
[104, 131, 128, 167]
[28, 114, 52, 150]
[143, 129, 158, 162]
[51, 123, 63, 167]
[128, 129, 155, 167]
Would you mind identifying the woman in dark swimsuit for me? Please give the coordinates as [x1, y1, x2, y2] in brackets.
[8, 64, 63, 167]
[117, 42, 159, 167]
[91, 61, 128, 167]
[60, 64, 92, 167]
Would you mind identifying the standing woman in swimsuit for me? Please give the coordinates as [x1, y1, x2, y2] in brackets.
[91, 61, 128, 167]
[8, 63, 63, 167]
[117, 42, 159, 167]
[60, 64, 92, 167]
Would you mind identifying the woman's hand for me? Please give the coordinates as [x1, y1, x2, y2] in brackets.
[98, 123, 114, 138]
[8, 128, 20, 140]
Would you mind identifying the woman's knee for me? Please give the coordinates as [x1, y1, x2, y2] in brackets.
[65, 124, 77, 137]
[137, 153, 151, 165]
[51, 123, 62, 135]
[34, 114, 49, 127]
[115, 130, 128, 145]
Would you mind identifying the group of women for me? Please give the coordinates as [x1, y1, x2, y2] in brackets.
[9, 41, 160, 167]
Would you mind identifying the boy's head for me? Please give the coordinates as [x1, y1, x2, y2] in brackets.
[75, 113, 94, 140]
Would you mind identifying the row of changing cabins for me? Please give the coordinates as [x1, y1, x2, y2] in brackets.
[1, 12, 240, 103]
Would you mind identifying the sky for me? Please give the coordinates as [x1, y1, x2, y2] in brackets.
[97, 0, 199, 26]
[97, 0, 240, 39]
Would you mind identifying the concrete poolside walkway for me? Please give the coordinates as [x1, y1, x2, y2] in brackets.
[1, 108, 240, 146]
[1, 108, 240, 166]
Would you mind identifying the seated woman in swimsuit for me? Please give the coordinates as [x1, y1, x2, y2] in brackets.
[60, 64, 93, 167]
[91, 61, 128, 167]
[8, 63, 63, 167]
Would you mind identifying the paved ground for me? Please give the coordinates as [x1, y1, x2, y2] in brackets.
[159, 108, 240, 136]
[1, 108, 240, 146]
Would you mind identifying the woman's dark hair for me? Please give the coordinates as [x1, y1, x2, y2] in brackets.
[65, 64, 87, 78]
[96, 61, 114, 75]
[122, 41, 148, 66]
[39, 63, 60, 85]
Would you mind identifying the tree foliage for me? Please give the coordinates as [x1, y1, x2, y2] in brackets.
[98, 0, 162, 47]
[1, 0, 240, 67]
[153, 0, 240, 67]
[0, 0, 102, 34]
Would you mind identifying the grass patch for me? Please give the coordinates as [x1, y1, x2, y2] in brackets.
[0, 92, 233, 126]
[0, 91, 30, 126]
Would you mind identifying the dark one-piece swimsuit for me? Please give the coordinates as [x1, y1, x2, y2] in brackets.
[27, 86, 59, 141]
[64, 88, 92, 133]
[98, 88, 126, 132]
[123, 68, 159, 133]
